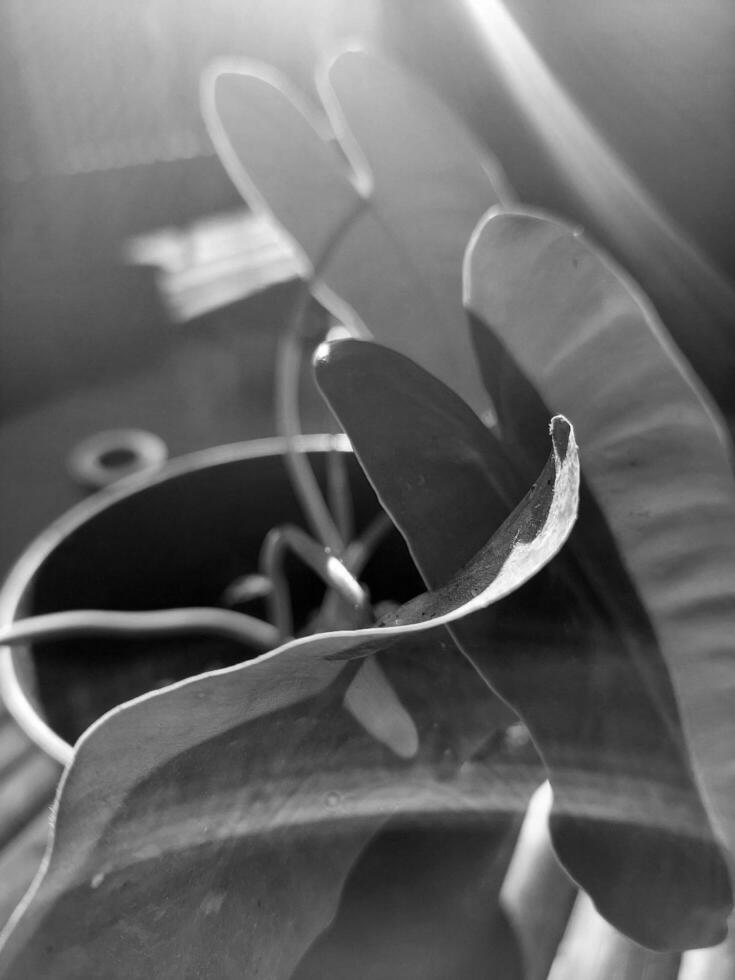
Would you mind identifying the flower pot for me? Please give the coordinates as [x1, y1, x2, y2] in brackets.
[0, 434, 530, 978]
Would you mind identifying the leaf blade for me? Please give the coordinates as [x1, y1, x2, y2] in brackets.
[204, 51, 511, 414]
[465, 206, 735, 948]
[314, 338, 522, 585]
[202, 60, 360, 280]
[0, 426, 577, 977]
[318, 48, 511, 413]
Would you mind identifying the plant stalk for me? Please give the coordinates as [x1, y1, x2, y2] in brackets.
[0, 608, 279, 652]
[260, 523, 371, 640]
[275, 197, 368, 553]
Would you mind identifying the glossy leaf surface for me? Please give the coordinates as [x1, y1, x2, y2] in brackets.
[0, 427, 577, 978]
[465, 208, 735, 948]
[203, 49, 509, 414]
[316, 335, 733, 949]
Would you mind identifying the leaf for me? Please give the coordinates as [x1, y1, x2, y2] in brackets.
[315, 335, 733, 949]
[460, 0, 735, 414]
[314, 338, 521, 586]
[293, 815, 525, 980]
[317, 48, 511, 415]
[465, 206, 735, 948]
[202, 59, 358, 280]
[0, 425, 577, 978]
[203, 49, 510, 415]
[298, 634, 528, 980]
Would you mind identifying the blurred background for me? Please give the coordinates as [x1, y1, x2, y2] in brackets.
[1, 0, 734, 595]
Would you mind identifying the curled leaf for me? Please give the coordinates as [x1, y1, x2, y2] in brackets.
[0, 422, 576, 978]
[313, 337, 520, 584]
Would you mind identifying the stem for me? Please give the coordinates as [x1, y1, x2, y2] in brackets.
[343, 512, 393, 578]
[326, 439, 354, 544]
[318, 513, 394, 629]
[275, 197, 368, 553]
[256, 515, 414, 760]
[220, 574, 272, 608]
[276, 325, 344, 552]
[0, 522, 390, 674]
[260, 528, 295, 640]
[0, 608, 279, 652]
[260, 524, 372, 641]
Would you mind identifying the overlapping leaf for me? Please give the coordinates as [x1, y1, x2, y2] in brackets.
[202, 59, 357, 285]
[0, 423, 576, 978]
[203, 48, 510, 415]
[464, 207, 735, 948]
[316, 336, 734, 950]
[314, 338, 521, 584]
[293, 811, 525, 980]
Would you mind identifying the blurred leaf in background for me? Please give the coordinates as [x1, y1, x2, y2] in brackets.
[380, 0, 735, 415]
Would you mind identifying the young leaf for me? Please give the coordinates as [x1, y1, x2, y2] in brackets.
[465, 207, 735, 948]
[203, 50, 510, 415]
[315, 336, 733, 949]
[317, 48, 512, 415]
[202, 59, 359, 281]
[0, 426, 576, 978]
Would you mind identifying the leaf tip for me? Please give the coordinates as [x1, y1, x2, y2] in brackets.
[312, 340, 334, 370]
[343, 660, 420, 760]
[549, 414, 573, 462]
[312, 336, 367, 382]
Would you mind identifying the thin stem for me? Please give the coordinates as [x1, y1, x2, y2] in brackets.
[318, 512, 394, 629]
[260, 524, 372, 641]
[276, 325, 344, 552]
[0, 608, 279, 652]
[326, 440, 354, 544]
[260, 528, 295, 640]
[275, 197, 368, 553]
[220, 573, 272, 608]
[256, 515, 414, 760]
[343, 512, 393, 578]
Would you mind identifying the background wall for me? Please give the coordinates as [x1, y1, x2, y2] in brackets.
[2, 0, 734, 416]
[0, 0, 381, 417]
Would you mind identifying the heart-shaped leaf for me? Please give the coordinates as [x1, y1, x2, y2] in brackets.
[0, 424, 577, 978]
[202, 59, 358, 281]
[465, 207, 735, 948]
[203, 49, 509, 414]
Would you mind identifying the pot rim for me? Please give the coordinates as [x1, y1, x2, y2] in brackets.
[0, 433, 350, 765]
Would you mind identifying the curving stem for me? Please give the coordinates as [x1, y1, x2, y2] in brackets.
[0, 607, 279, 653]
[260, 523, 372, 641]
[275, 197, 368, 554]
